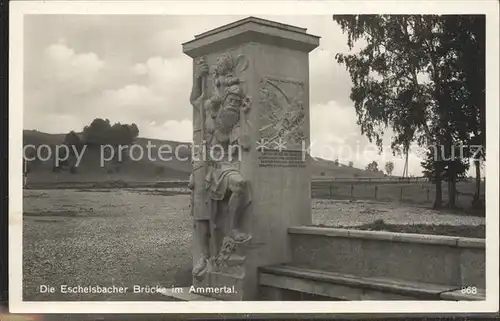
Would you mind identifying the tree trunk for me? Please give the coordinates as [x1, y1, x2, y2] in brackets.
[448, 178, 457, 208]
[474, 159, 481, 201]
[433, 170, 442, 209]
[433, 145, 443, 209]
[447, 160, 457, 208]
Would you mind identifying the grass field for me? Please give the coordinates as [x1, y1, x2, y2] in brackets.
[22, 188, 485, 301]
[316, 219, 485, 238]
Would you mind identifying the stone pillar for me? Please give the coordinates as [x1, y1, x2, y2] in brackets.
[183, 16, 319, 300]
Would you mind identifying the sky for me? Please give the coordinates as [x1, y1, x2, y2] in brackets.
[23, 14, 429, 176]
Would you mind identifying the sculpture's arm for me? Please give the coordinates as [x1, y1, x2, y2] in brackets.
[190, 58, 209, 105]
[239, 119, 252, 151]
[231, 97, 252, 152]
[239, 133, 251, 151]
[190, 75, 203, 105]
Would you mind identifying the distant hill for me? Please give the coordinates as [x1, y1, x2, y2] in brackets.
[23, 130, 68, 146]
[23, 130, 385, 183]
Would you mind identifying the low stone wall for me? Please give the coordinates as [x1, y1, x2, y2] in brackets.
[288, 226, 485, 288]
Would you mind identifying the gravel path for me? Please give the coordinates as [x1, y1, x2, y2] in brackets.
[22, 189, 485, 301]
[23, 189, 192, 301]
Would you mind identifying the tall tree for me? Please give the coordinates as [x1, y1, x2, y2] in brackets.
[332, 15, 481, 208]
[83, 118, 112, 146]
[385, 161, 394, 176]
[445, 15, 485, 203]
[64, 130, 83, 153]
[422, 145, 470, 207]
[128, 123, 140, 140]
[82, 118, 140, 148]
[365, 161, 379, 172]
[438, 15, 484, 207]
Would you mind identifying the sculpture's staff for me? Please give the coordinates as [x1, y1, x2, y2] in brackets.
[200, 61, 220, 268]
[189, 57, 213, 278]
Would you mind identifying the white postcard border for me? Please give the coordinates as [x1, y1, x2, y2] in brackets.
[9, 0, 500, 314]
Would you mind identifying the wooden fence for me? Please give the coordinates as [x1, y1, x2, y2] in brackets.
[311, 181, 479, 206]
[311, 176, 429, 184]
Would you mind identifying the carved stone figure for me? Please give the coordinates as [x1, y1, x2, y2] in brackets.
[188, 53, 252, 280]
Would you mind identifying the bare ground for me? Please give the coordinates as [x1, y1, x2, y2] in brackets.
[22, 189, 485, 301]
[312, 199, 485, 227]
[23, 189, 193, 301]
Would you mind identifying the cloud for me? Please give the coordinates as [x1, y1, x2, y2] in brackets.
[143, 119, 193, 142]
[310, 100, 364, 162]
[97, 55, 192, 122]
[42, 43, 105, 94]
[148, 15, 245, 58]
[309, 100, 424, 175]
[138, 56, 191, 93]
[26, 113, 85, 135]
[24, 42, 108, 131]
[309, 48, 353, 106]
[24, 41, 106, 109]
[149, 28, 193, 59]
[132, 63, 149, 75]
[75, 55, 194, 141]
[101, 84, 163, 111]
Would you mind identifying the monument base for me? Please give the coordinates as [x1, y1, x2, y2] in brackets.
[191, 251, 247, 300]
[191, 232, 250, 300]
[192, 271, 245, 301]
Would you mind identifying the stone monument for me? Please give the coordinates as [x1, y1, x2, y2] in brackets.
[183, 17, 319, 300]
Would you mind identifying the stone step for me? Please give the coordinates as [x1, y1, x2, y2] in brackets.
[288, 226, 485, 288]
[259, 264, 486, 301]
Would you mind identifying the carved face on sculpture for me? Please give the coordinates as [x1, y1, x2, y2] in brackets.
[215, 54, 234, 76]
[216, 85, 243, 129]
[216, 94, 241, 129]
[226, 93, 242, 110]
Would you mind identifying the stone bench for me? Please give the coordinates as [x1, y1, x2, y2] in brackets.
[259, 264, 485, 301]
[288, 226, 485, 289]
